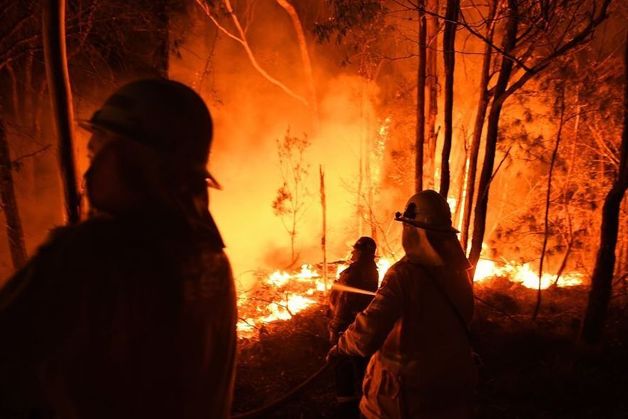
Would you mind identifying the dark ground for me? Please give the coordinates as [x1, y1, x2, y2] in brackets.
[232, 280, 628, 418]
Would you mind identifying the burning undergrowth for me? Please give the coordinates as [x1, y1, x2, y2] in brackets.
[233, 261, 627, 418]
[236, 256, 586, 341]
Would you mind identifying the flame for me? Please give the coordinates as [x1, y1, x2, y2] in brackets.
[237, 264, 324, 337]
[473, 259, 584, 289]
[376, 257, 393, 285]
[335, 262, 349, 279]
[447, 197, 457, 214]
[336, 257, 394, 282]
[237, 253, 585, 339]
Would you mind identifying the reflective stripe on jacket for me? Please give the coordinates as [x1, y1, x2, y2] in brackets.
[337, 257, 476, 419]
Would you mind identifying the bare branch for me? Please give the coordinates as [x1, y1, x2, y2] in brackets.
[503, 0, 611, 99]
[11, 145, 53, 166]
[195, 0, 309, 106]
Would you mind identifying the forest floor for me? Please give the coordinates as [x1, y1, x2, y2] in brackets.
[232, 280, 628, 418]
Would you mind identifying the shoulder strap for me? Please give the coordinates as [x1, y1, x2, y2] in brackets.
[426, 271, 473, 343]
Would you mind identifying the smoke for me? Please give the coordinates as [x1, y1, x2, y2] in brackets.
[167, 3, 399, 289]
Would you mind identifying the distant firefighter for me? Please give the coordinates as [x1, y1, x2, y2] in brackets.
[328, 190, 477, 419]
[0, 79, 236, 419]
[328, 236, 379, 415]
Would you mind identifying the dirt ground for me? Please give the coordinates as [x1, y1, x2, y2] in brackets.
[232, 283, 628, 418]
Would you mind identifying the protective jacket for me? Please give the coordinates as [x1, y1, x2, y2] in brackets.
[337, 257, 476, 419]
[0, 211, 237, 419]
[328, 258, 379, 338]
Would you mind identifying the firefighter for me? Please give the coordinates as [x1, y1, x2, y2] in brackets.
[328, 190, 477, 419]
[0, 79, 236, 419]
[328, 236, 379, 416]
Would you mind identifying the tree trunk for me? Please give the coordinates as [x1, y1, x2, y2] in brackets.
[275, 0, 319, 129]
[468, 0, 518, 271]
[439, 0, 459, 197]
[460, 0, 497, 251]
[320, 165, 327, 290]
[0, 117, 27, 270]
[533, 88, 566, 320]
[42, 0, 81, 224]
[425, 0, 439, 189]
[580, 34, 628, 345]
[415, 0, 427, 192]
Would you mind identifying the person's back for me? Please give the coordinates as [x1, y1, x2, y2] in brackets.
[328, 237, 379, 339]
[330, 190, 477, 419]
[372, 260, 474, 417]
[0, 212, 236, 418]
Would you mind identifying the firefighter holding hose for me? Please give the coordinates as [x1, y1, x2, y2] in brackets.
[0, 79, 236, 419]
[328, 236, 379, 416]
[328, 190, 477, 419]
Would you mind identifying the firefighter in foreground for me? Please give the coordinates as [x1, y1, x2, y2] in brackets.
[328, 190, 477, 419]
[0, 79, 236, 418]
[328, 236, 379, 415]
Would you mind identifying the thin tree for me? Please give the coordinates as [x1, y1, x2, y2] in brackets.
[580, 33, 628, 345]
[460, 0, 499, 251]
[275, 0, 319, 127]
[415, 0, 427, 192]
[0, 117, 27, 269]
[468, 0, 518, 270]
[319, 165, 328, 290]
[272, 130, 311, 266]
[425, 0, 439, 189]
[42, 0, 81, 224]
[439, 0, 459, 197]
[468, 0, 611, 270]
[533, 86, 566, 320]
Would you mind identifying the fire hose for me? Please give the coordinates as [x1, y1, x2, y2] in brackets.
[232, 358, 336, 419]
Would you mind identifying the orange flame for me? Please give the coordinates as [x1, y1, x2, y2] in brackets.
[237, 253, 584, 339]
[473, 259, 584, 289]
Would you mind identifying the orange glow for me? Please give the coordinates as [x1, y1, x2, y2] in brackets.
[473, 259, 584, 289]
[376, 257, 393, 286]
[237, 264, 324, 337]
[238, 252, 584, 339]
[336, 257, 394, 286]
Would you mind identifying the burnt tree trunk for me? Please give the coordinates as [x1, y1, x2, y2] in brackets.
[468, 0, 518, 270]
[439, 0, 459, 197]
[42, 0, 81, 224]
[0, 117, 27, 269]
[425, 0, 439, 189]
[415, 0, 427, 192]
[580, 35, 628, 345]
[460, 0, 497, 251]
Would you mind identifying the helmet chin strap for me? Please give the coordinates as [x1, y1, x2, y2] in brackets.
[403, 226, 444, 266]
